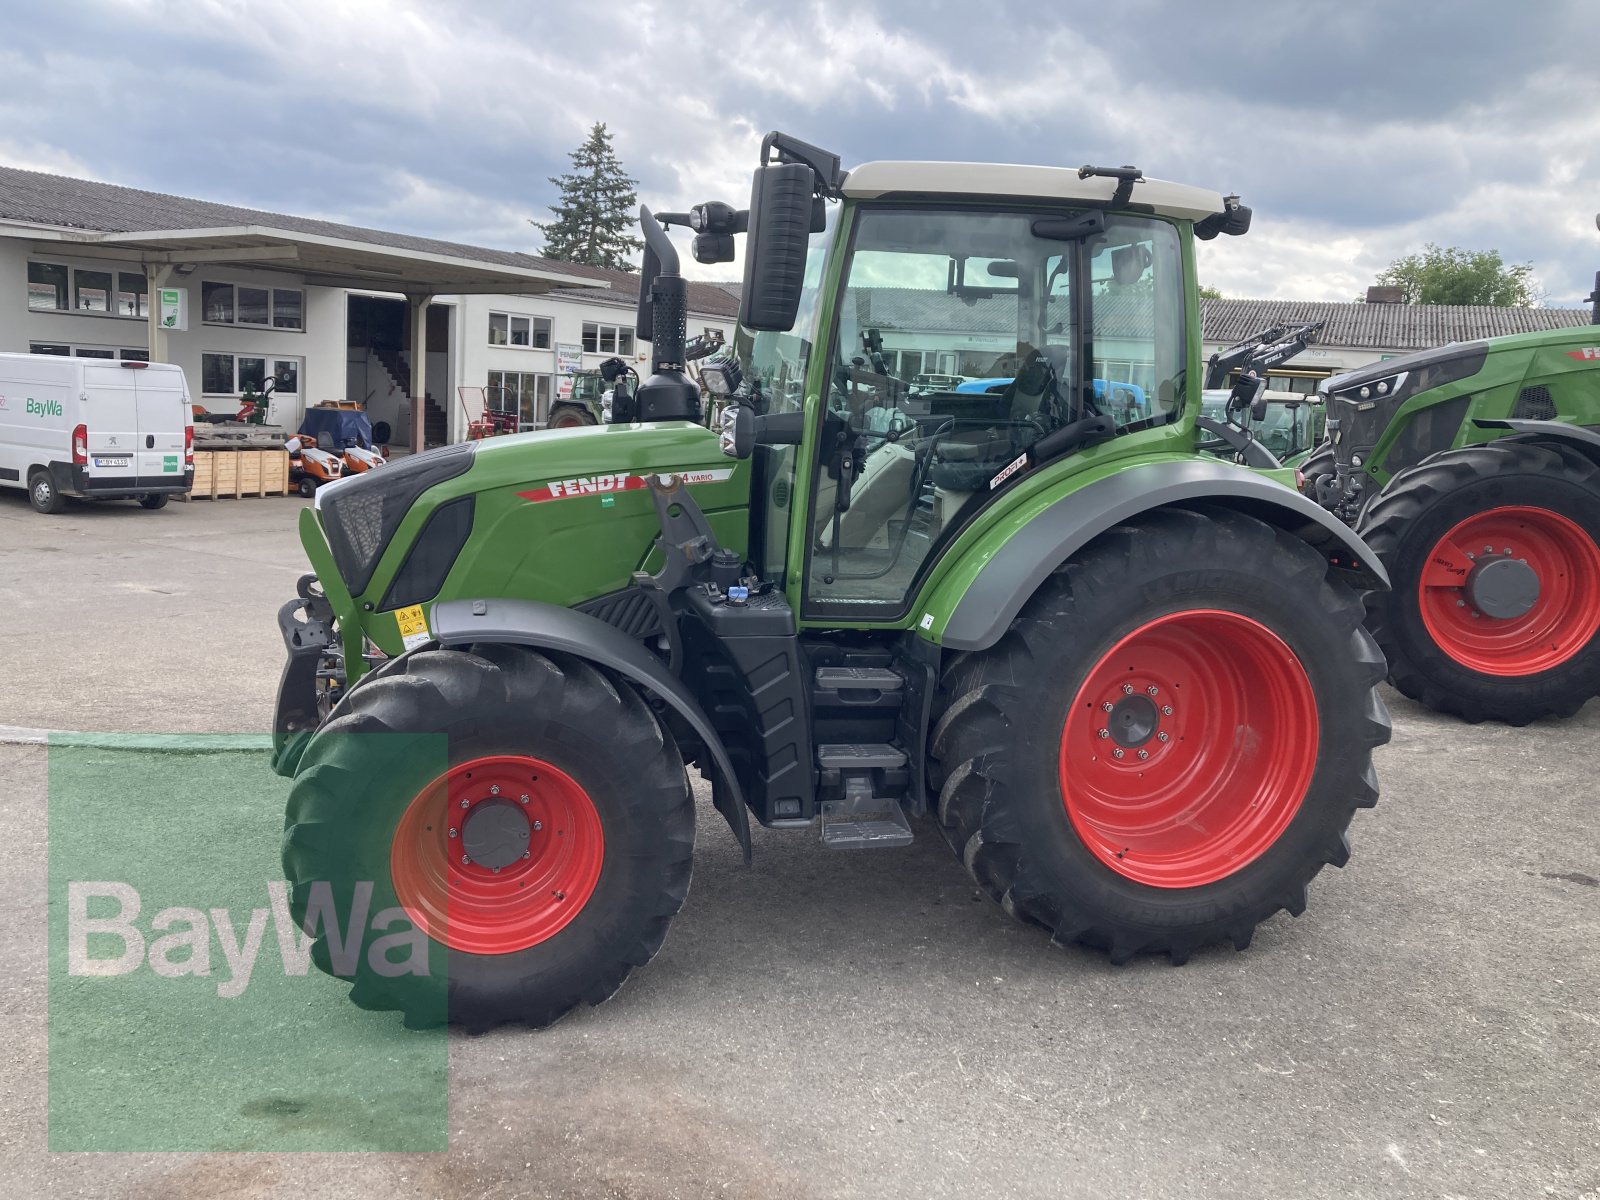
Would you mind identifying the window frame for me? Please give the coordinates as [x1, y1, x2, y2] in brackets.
[488, 312, 553, 350]
[200, 281, 305, 331]
[581, 320, 633, 357]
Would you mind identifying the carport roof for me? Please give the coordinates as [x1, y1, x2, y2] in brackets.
[0, 165, 603, 295]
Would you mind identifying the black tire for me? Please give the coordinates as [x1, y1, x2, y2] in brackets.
[282, 645, 694, 1031]
[139, 494, 169, 510]
[372, 421, 391, 444]
[547, 404, 597, 430]
[928, 506, 1390, 965]
[1299, 442, 1335, 499]
[1359, 440, 1600, 724]
[28, 470, 64, 515]
[297, 476, 317, 498]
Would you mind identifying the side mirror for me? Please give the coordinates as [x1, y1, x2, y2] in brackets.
[719, 404, 754, 458]
[739, 162, 816, 332]
[1228, 373, 1268, 422]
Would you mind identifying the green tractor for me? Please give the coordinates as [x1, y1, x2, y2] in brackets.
[1306, 285, 1600, 724]
[544, 361, 640, 429]
[271, 134, 1391, 1031]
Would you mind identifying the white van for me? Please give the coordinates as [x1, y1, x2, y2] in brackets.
[0, 353, 193, 514]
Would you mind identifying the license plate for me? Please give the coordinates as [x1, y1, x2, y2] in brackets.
[93, 456, 130, 468]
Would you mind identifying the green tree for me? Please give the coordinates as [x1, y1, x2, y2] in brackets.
[532, 122, 643, 271]
[1375, 243, 1538, 306]
[1198, 285, 1223, 300]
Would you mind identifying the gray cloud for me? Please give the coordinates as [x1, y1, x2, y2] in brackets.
[2, 0, 1595, 303]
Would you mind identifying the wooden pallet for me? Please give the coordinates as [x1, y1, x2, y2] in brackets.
[180, 449, 291, 500]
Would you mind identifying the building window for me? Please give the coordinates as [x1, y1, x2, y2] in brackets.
[117, 272, 147, 318]
[201, 352, 303, 396]
[74, 268, 113, 313]
[488, 312, 551, 349]
[201, 282, 303, 330]
[30, 342, 147, 360]
[27, 263, 149, 318]
[582, 321, 633, 356]
[28, 262, 69, 310]
[487, 370, 553, 428]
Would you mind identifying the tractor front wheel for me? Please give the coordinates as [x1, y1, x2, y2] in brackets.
[929, 506, 1390, 964]
[281, 645, 694, 1031]
[1359, 440, 1600, 723]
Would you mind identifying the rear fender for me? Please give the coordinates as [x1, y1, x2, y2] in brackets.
[931, 459, 1389, 652]
[430, 597, 752, 862]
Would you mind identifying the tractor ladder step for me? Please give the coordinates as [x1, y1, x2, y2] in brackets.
[816, 743, 913, 850]
[812, 666, 904, 709]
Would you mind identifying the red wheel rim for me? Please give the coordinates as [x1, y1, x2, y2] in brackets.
[390, 755, 604, 954]
[1416, 506, 1600, 677]
[1058, 610, 1319, 889]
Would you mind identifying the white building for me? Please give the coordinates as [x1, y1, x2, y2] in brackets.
[0, 166, 739, 446]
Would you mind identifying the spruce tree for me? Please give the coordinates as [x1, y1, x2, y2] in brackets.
[532, 122, 644, 271]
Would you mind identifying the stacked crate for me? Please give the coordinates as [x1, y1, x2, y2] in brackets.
[184, 449, 292, 500]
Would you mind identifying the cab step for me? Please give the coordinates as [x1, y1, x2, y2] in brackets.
[816, 743, 913, 850]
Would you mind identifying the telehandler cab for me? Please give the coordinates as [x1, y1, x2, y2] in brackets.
[272, 134, 1391, 1031]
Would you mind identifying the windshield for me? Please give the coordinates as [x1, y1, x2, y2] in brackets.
[805, 205, 1186, 616]
[736, 207, 836, 585]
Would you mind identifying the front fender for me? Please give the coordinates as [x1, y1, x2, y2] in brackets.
[932, 458, 1389, 652]
[430, 597, 751, 863]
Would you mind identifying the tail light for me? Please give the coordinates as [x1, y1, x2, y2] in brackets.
[72, 424, 88, 465]
[184, 425, 194, 467]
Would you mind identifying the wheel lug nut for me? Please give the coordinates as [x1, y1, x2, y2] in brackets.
[1457, 599, 1466, 607]
[1137, 749, 1149, 760]
[1101, 701, 1114, 713]
[519, 794, 530, 804]
[1122, 683, 1134, 695]
[532, 820, 543, 831]
[1098, 728, 1110, 739]
[461, 854, 471, 865]
[448, 827, 458, 838]
[489, 784, 501, 796]
[492, 865, 501, 874]
[1157, 732, 1169, 743]
[1112, 748, 1125, 759]
[1146, 686, 1159, 696]
[1161, 705, 1173, 716]
[459, 798, 470, 809]
[522, 850, 531, 859]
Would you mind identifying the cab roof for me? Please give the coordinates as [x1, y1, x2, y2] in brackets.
[841, 161, 1228, 222]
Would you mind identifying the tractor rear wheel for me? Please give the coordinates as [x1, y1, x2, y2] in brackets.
[281, 645, 694, 1031]
[929, 506, 1389, 964]
[1359, 440, 1600, 724]
[547, 404, 596, 429]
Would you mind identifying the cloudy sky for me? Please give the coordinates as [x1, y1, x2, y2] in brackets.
[2, 0, 1596, 304]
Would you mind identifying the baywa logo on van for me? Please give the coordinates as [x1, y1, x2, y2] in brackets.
[27, 397, 64, 418]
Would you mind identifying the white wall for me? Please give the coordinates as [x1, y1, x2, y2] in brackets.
[0, 237, 338, 432]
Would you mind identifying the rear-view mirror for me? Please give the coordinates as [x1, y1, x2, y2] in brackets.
[739, 162, 816, 332]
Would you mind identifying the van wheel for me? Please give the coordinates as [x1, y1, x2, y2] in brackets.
[298, 477, 317, 498]
[29, 471, 64, 515]
[139, 494, 169, 511]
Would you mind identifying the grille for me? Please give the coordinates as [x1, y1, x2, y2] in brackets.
[1382, 395, 1471, 474]
[576, 588, 664, 639]
[321, 441, 476, 596]
[1514, 385, 1556, 421]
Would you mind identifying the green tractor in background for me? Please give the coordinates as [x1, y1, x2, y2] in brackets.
[271, 134, 1391, 1031]
[1306, 281, 1600, 725]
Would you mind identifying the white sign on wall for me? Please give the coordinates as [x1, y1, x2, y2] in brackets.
[158, 287, 188, 331]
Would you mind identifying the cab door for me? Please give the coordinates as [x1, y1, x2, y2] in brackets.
[132, 364, 190, 483]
